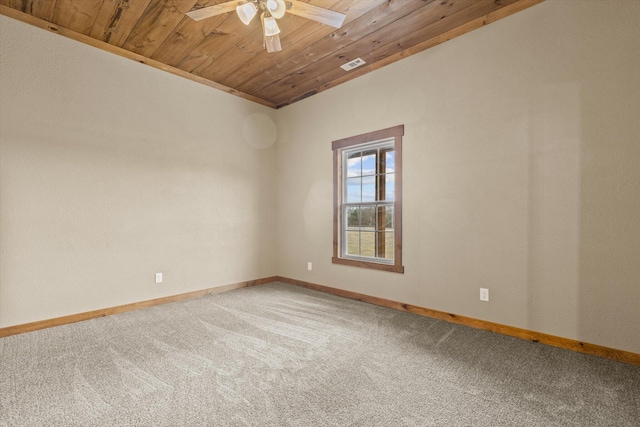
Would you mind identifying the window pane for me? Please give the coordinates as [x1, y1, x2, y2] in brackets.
[346, 207, 360, 228]
[346, 230, 360, 256]
[385, 150, 395, 173]
[384, 232, 395, 260]
[360, 206, 376, 228]
[360, 232, 376, 257]
[361, 176, 376, 202]
[346, 177, 361, 203]
[347, 152, 362, 178]
[384, 173, 395, 201]
[361, 149, 376, 177]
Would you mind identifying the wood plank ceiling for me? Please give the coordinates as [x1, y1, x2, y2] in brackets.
[0, 0, 543, 109]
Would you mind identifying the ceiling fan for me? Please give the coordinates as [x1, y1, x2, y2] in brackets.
[186, 0, 346, 53]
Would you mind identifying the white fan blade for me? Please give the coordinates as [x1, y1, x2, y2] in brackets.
[287, 0, 346, 28]
[186, 1, 239, 21]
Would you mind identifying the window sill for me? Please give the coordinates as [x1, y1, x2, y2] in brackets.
[332, 257, 404, 274]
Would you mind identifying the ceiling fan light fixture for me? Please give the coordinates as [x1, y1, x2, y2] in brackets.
[264, 34, 282, 53]
[266, 0, 286, 19]
[187, 0, 347, 54]
[236, 2, 258, 25]
[263, 15, 281, 36]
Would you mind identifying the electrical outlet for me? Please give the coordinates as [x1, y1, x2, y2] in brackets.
[307, 262, 312, 271]
[480, 288, 489, 302]
[155, 272, 163, 284]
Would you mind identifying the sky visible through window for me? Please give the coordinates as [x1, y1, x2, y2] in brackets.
[346, 148, 395, 203]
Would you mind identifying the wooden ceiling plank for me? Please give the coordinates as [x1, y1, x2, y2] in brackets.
[204, 11, 329, 84]
[273, 0, 534, 107]
[121, 0, 198, 58]
[200, 0, 343, 84]
[152, 0, 236, 66]
[0, 4, 276, 108]
[89, 0, 153, 47]
[175, 31, 230, 73]
[273, 0, 438, 78]
[52, 0, 104, 35]
[175, 7, 254, 74]
[195, 21, 273, 82]
[219, 0, 361, 89]
[151, 12, 228, 66]
[0, 0, 56, 21]
[238, 0, 435, 97]
[288, 0, 477, 87]
[231, 0, 385, 94]
[259, 0, 473, 103]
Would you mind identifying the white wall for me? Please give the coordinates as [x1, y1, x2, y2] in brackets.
[0, 16, 278, 326]
[276, 0, 640, 353]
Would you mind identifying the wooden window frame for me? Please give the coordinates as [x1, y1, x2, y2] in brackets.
[332, 125, 404, 273]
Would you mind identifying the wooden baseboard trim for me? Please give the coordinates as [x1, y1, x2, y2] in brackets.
[276, 276, 640, 366]
[4, 275, 638, 366]
[0, 276, 278, 338]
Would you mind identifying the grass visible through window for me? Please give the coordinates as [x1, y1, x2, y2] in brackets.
[346, 229, 394, 260]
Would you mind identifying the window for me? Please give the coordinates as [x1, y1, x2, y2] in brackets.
[332, 125, 404, 273]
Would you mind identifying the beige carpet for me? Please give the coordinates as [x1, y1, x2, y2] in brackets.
[1, 282, 639, 426]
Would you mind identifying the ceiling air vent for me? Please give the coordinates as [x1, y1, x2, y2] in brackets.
[340, 57, 366, 71]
